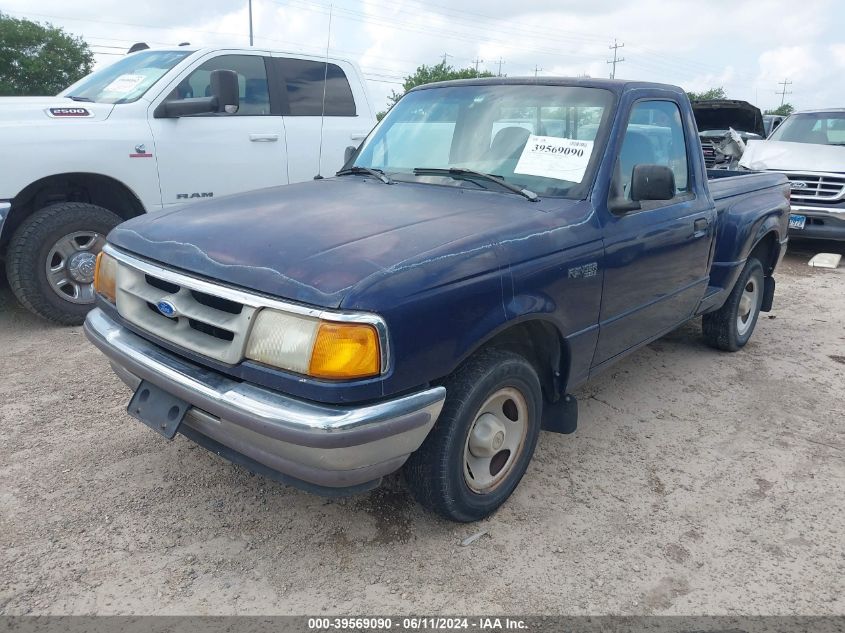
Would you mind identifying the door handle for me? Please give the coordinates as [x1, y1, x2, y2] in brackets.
[249, 134, 279, 142]
[693, 217, 710, 237]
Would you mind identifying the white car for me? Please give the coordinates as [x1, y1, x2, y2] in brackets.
[0, 46, 376, 323]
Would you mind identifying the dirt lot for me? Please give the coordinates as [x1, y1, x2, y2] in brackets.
[1, 242, 843, 616]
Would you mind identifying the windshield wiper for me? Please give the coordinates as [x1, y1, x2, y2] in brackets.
[336, 166, 393, 184]
[66, 95, 94, 102]
[412, 167, 539, 201]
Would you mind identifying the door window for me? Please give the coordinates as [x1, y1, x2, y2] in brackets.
[166, 55, 271, 115]
[277, 58, 356, 116]
[617, 100, 689, 199]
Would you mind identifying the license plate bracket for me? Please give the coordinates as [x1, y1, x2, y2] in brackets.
[127, 380, 189, 440]
[789, 214, 806, 230]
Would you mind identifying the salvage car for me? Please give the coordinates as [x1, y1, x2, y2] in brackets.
[692, 99, 766, 169]
[0, 46, 375, 324]
[85, 78, 790, 522]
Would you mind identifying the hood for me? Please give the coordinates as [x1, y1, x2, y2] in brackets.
[0, 97, 115, 124]
[692, 100, 765, 137]
[109, 178, 571, 309]
[739, 139, 845, 172]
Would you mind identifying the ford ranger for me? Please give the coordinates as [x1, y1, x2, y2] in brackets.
[84, 78, 790, 522]
[0, 46, 375, 324]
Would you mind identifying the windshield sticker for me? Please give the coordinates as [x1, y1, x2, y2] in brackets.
[102, 74, 146, 95]
[515, 135, 594, 183]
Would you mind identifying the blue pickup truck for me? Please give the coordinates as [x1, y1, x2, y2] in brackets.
[84, 78, 790, 522]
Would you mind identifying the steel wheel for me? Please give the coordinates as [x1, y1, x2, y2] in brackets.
[44, 231, 106, 304]
[736, 276, 760, 337]
[463, 386, 529, 494]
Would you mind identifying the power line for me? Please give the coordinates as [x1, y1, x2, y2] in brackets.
[777, 78, 793, 106]
[607, 38, 624, 79]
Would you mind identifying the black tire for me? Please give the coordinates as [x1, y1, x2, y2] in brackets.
[404, 349, 543, 522]
[6, 202, 122, 325]
[702, 257, 765, 351]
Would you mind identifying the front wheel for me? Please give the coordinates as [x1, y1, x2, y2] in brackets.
[702, 257, 765, 351]
[6, 202, 122, 325]
[404, 349, 542, 522]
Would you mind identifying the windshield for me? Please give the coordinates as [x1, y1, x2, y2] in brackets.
[353, 84, 615, 198]
[768, 112, 845, 146]
[60, 50, 192, 104]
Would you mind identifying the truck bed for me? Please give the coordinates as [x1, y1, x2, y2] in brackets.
[706, 169, 788, 201]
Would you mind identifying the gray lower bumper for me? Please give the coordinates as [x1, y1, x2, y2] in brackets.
[84, 308, 445, 491]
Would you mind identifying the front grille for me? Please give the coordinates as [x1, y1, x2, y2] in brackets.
[116, 264, 257, 364]
[780, 172, 845, 202]
[701, 141, 717, 168]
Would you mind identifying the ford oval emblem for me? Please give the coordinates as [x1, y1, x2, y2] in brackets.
[156, 300, 177, 318]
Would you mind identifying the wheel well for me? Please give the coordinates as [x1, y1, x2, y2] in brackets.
[749, 231, 780, 276]
[2, 173, 145, 254]
[480, 320, 570, 403]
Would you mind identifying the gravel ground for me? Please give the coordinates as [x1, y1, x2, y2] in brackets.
[1, 242, 843, 616]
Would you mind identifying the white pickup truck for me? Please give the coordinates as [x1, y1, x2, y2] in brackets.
[0, 46, 376, 324]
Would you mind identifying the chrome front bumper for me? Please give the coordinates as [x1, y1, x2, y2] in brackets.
[84, 308, 446, 493]
[790, 205, 845, 240]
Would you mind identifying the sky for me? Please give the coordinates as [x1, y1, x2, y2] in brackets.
[5, 0, 845, 113]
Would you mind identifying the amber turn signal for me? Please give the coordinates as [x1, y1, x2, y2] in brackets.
[94, 251, 117, 304]
[308, 321, 381, 379]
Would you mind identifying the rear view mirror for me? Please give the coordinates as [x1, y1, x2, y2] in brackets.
[154, 69, 240, 118]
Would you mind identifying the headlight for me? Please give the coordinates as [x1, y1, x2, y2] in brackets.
[245, 309, 382, 380]
[94, 251, 117, 303]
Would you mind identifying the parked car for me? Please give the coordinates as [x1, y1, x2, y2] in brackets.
[740, 108, 845, 241]
[763, 114, 786, 137]
[84, 77, 790, 522]
[692, 99, 766, 168]
[0, 46, 375, 324]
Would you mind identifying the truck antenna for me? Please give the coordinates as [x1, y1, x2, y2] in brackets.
[314, 5, 333, 180]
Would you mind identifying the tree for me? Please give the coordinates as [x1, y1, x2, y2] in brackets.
[378, 61, 495, 116]
[0, 13, 94, 96]
[687, 87, 727, 101]
[765, 103, 795, 116]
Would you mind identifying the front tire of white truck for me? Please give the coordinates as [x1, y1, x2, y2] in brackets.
[702, 257, 765, 352]
[6, 202, 122, 325]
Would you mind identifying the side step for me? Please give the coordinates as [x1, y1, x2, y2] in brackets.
[541, 394, 578, 434]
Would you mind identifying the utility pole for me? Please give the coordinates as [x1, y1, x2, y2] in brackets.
[248, 0, 254, 46]
[471, 57, 484, 77]
[441, 52, 452, 66]
[533, 65, 543, 77]
[496, 57, 506, 77]
[777, 78, 793, 106]
[607, 38, 624, 79]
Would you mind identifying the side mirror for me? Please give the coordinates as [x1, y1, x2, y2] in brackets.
[609, 164, 676, 213]
[344, 145, 357, 164]
[154, 69, 240, 119]
[631, 164, 676, 201]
